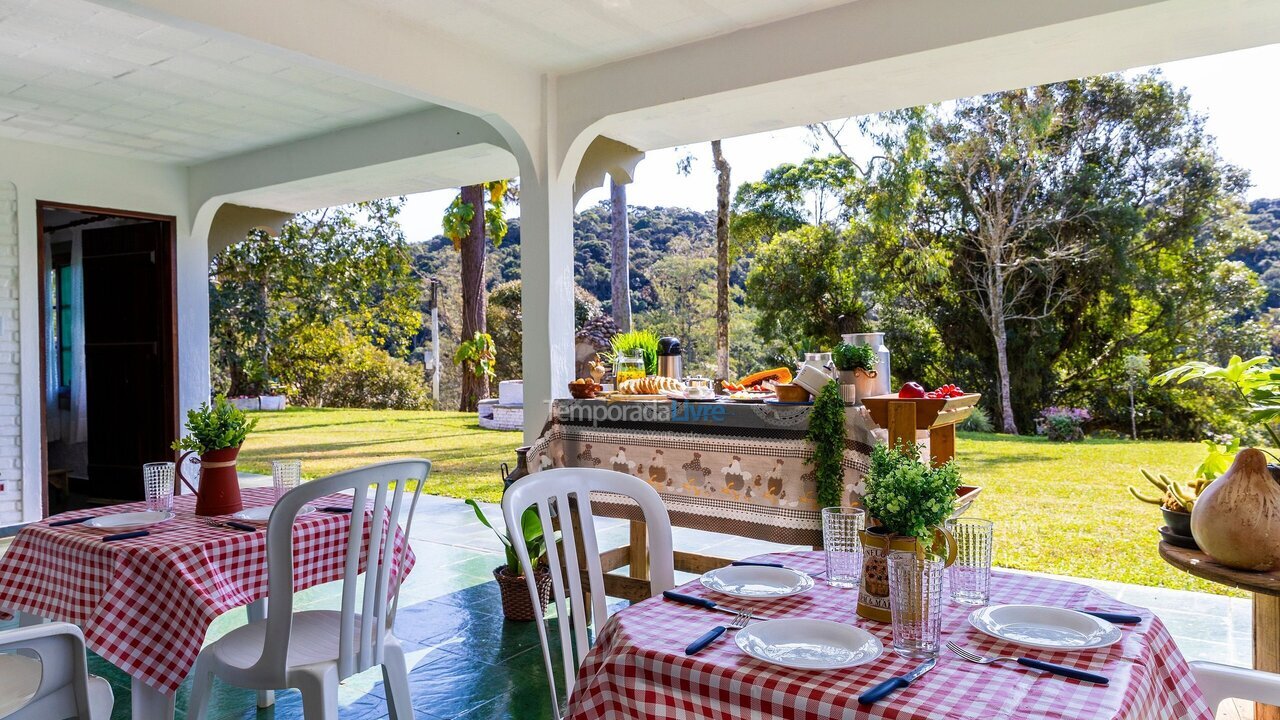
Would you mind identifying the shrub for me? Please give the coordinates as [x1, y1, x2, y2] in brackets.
[863, 444, 961, 545]
[1036, 406, 1091, 442]
[958, 405, 993, 433]
[273, 323, 430, 410]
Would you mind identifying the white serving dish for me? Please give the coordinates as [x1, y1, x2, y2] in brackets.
[968, 604, 1123, 651]
[700, 565, 814, 599]
[83, 511, 175, 531]
[735, 618, 882, 670]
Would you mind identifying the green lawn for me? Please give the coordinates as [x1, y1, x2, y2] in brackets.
[238, 408, 520, 504]
[239, 408, 1244, 596]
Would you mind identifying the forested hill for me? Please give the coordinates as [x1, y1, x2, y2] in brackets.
[411, 202, 719, 313]
[1244, 197, 1280, 307]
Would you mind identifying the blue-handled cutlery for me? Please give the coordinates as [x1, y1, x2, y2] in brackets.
[946, 641, 1109, 684]
[684, 612, 752, 655]
[1080, 610, 1142, 624]
[49, 515, 93, 527]
[662, 590, 770, 621]
[858, 658, 936, 704]
[729, 560, 826, 577]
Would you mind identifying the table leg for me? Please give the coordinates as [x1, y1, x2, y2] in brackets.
[629, 520, 648, 580]
[246, 600, 275, 708]
[1254, 594, 1280, 720]
[132, 677, 175, 720]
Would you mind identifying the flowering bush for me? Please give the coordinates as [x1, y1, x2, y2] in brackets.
[863, 444, 961, 545]
[1036, 406, 1091, 442]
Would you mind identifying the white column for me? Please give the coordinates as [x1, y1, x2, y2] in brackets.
[518, 165, 576, 446]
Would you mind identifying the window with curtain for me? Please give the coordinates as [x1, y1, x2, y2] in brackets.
[52, 261, 72, 402]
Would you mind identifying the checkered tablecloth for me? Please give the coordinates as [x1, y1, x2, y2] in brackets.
[0, 487, 414, 695]
[567, 552, 1212, 719]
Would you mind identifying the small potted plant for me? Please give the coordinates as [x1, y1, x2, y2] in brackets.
[1127, 437, 1235, 546]
[172, 396, 258, 516]
[465, 499, 553, 621]
[857, 443, 961, 622]
[832, 342, 878, 404]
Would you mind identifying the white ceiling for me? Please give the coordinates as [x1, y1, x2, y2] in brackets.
[0, 0, 430, 163]
[351, 0, 854, 73]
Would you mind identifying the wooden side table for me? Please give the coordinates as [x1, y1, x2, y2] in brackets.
[1160, 541, 1280, 719]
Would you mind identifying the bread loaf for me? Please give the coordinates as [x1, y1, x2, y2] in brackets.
[618, 376, 684, 395]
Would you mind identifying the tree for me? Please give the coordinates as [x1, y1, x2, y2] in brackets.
[637, 237, 717, 370]
[921, 90, 1096, 433]
[711, 140, 732, 379]
[1123, 352, 1150, 440]
[443, 180, 512, 411]
[609, 176, 632, 332]
[745, 225, 868, 345]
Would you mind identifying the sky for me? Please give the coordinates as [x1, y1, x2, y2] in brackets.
[395, 43, 1280, 245]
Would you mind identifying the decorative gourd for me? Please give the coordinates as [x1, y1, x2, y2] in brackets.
[739, 367, 793, 387]
[1190, 448, 1280, 571]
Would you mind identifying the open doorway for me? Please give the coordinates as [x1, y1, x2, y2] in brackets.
[37, 202, 178, 515]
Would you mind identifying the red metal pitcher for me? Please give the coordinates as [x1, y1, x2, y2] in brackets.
[177, 446, 244, 516]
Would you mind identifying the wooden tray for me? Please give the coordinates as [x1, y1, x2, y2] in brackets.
[953, 485, 982, 517]
[861, 393, 981, 430]
[604, 393, 669, 402]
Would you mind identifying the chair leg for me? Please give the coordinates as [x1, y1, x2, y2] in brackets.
[185, 656, 214, 720]
[382, 642, 414, 720]
[296, 668, 339, 720]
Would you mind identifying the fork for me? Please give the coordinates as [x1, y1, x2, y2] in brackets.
[946, 641, 1109, 684]
[685, 611, 752, 655]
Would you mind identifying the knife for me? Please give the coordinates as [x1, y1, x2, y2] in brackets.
[685, 626, 727, 655]
[859, 658, 936, 705]
[49, 516, 93, 527]
[662, 591, 771, 621]
[1080, 610, 1142, 625]
[730, 560, 826, 577]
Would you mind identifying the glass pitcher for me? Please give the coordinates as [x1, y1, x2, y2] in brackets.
[615, 351, 646, 385]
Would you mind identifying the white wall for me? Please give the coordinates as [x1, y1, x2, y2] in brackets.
[0, 136, 206, 525]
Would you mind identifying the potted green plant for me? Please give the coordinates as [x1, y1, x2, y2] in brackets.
[807, 380, 848, 508]
[832, 342, 878, 404]
[172, 396, 258, 516]
[604, 330, 660, 378]
[856, 443, 961, 622]
[1127, 436, 1237, 546]
[465, 499, 553, 621]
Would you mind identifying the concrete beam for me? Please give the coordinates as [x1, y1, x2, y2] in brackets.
[558, 0, 1280, 152]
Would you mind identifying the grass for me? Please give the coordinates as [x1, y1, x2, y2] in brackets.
[238, 408, 1251, 596]
[956, 432, 1251, 597]
[238, 407, 521, 503]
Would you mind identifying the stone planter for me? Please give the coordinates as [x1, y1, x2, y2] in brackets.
[258, 394, 287, 411]
[226, 396, 260, 412]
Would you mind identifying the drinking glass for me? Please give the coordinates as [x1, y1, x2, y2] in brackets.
[821, 506, 865, 588]
[272, 459, 302, 502]
[946, 518, 994, 606]
[142, 462, 174, 513]
[887, 551, 945, 658]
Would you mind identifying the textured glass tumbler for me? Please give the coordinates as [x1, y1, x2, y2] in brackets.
[946, 518, 994, 606]
[142, 462, 174, 513]
[822, 507, 865, 588]
[887, 551, 945, 658]
[272, 459, 303, 502]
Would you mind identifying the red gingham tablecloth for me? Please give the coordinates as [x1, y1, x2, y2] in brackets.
[0, 487, 414, 695]
[567, 551, 1212, 720]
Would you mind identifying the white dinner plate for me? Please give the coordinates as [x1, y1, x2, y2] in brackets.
[968, 604, 1123, 651]
[232, 505, 317, 522]
[700, 565, 814, 599]
[735, 618, 882, 670]
[82, 511, 175, 531]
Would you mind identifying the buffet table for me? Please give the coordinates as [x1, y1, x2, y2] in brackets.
[528, 398, 908, 601]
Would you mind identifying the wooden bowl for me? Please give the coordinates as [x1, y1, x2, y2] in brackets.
[568, 381, 602, 399]
[860, 393, 980, 430]
[774, 383, 811, 403]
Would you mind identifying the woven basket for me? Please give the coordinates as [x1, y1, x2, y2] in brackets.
[494, 564, 552, 622]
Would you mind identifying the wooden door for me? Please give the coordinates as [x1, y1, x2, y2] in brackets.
[81, 222, 174, 500]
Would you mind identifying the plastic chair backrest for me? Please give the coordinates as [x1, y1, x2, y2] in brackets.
[501, 467, 674, 717]
[0, 621, 97, 719]
[253, 459, 431, 684]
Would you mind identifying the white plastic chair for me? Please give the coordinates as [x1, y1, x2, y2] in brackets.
[1192, 660, 1280, 715]
[0, 621, 113, 720]
[501, 467, 674, 718]
[186, 459, 431, 720]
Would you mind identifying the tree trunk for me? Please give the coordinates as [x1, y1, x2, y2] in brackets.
[711, 139, 731, 380]
[992, 312, 1018, 434]
[1129, 385, 1138, 440]
[459, 184, 488, 412]
[609, 177, 632, 332]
